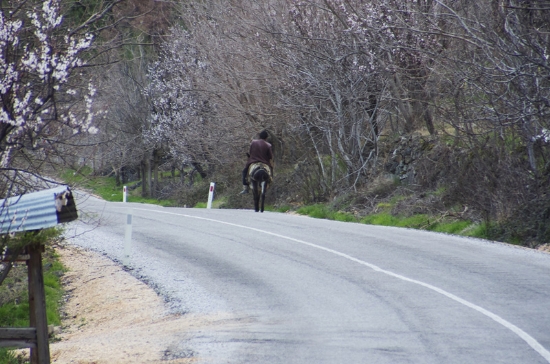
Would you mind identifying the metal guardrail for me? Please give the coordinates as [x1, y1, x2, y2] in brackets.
[0, 186, 78, 234]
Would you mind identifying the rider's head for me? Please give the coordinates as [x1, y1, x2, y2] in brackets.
[259, 130, 269, 140]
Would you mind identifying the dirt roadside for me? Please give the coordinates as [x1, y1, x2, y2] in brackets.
[43, 244, 201, 364]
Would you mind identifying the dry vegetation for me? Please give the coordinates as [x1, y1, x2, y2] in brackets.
[1, 0, 549, 248]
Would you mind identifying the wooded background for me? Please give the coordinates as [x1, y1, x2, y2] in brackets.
[1, 0, 549, 247]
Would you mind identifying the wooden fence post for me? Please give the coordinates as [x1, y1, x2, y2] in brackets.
[27, 243, 50, 364]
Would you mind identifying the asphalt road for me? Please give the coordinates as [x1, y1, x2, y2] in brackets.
[67, 194, 550, 363]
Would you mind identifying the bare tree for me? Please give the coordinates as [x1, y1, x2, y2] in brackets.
[143, 0, 290, 188]
[395, 0, 550, 240]
[144, 27, 226, 182]
[70, 0, 175, 198]
[262, 1, 385, 193]
[143, 0, 548, 231]
[94, 59, 150, 185]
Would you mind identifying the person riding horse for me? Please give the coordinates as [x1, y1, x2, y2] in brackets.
[240, 130, 273, 194]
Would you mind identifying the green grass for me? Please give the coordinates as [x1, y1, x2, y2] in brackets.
[275, 205, 292, 213]
[296, 205, 490, 241]
[375, 202, 393, 211]
[0, 262, 63, 327]
[62, 167, 122, 202]
[397, 214, 432, 228]
[61, 168, 175, 206]
[332, 211, 357, 222]
[127, 195, 175, 207]
[360, 213, 399, 226]
[262, 205, 292, 213]
[63, 168, 493, 242]
[43, 259, 65, 326]
[297, 204, 357, 222]
[433, 220, 472, 234]
[0, 246, 66, 362]
[297, 204, 330, 218]
[0, 348, 20, 363]
[193, 197, 227, 209]
[459, 223, 486, 237]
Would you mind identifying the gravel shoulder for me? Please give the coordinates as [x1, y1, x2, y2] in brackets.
[49, 244, 200, 363]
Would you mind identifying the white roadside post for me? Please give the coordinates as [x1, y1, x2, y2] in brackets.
[207, 182, 216, 209]
[124, 208, 132, 266]
[123, 187, 132, 266]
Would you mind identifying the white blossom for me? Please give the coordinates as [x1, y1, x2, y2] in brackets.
[0, 0, 97, 171]
[534, 129, 550, 143]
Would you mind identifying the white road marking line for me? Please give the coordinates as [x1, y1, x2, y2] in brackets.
[131, 208, 550, 362]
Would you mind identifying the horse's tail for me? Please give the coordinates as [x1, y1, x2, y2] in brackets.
[249, 162, 272, 182]
[251, 167, 270, 182]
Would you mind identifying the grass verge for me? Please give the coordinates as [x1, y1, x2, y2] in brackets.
[61, 168, 174, 206]
[296, 204, 357, 222]
[63, 167, 491, 241]
[0, 238, 66, 363]
[296, 205, 489, 240]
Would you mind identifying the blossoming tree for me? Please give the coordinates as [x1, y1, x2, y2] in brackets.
[0, 0, 119, 195]
[0, 0, 125, 282]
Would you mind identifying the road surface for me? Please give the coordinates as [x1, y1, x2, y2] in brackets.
[65, 193, 550, 363]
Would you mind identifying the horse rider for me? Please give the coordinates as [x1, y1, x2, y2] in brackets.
[240, 130, 274, 194]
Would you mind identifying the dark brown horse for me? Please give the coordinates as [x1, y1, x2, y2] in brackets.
[250, 166, 270, 212]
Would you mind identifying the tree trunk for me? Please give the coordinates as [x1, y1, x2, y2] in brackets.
[191, 162, 207, 179]
[152, 149, 159, 198]
[146, 157, 152, 198]
[141, 158, 150, 198]
[367, 94, 379, 137]
[114, 168, 121, 187]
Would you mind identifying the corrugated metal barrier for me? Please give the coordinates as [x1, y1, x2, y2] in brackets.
[0, 186, 78, 234]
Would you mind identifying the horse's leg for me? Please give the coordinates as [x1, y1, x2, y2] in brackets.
[252, 181, 260, 212]
[260, 181, 266, 212]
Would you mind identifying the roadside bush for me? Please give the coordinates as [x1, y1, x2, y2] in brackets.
[172, 180, 212, 207]
[488, 194, 550, 248]
[412, 137, 548, 246]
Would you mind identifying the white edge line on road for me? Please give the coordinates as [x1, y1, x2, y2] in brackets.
[132, 208, 550, 362]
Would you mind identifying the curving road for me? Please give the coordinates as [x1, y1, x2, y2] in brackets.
[66, 194, 550, 363]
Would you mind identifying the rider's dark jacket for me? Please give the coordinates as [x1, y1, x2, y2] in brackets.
[246, 139, 273, 169]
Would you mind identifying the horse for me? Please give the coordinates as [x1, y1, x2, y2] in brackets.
[249, 163, 271, 212]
